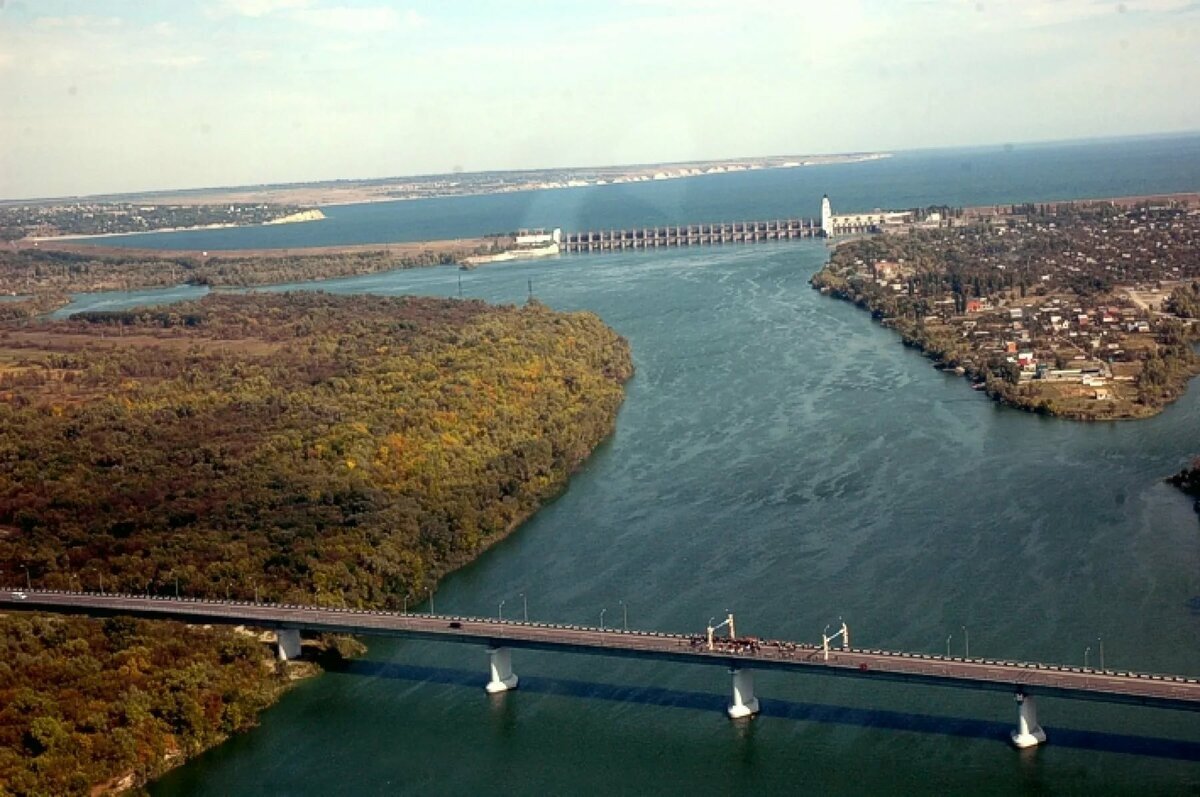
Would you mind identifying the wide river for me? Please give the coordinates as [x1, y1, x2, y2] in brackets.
[58, 136, 1200, 794]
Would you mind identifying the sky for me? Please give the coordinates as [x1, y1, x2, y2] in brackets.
[0, 0, 1198, 199]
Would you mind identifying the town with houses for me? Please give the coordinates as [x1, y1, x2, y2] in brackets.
[812, 196, 1200, 419]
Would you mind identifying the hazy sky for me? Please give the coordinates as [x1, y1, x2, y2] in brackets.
[1, 0, 1198, 199]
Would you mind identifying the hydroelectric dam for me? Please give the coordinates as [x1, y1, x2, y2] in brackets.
[556, 195, 905, 253]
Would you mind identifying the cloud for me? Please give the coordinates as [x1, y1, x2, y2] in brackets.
[32, 15, 122, 30]
[150, 55, 207, 68]
[213, 0, 314, 18]
[290, 6, 424, 34]
[239, 49, 274, 63]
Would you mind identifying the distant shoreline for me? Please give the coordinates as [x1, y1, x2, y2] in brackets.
[24, 208, 327, 243]
[13, 236, 487, 260]
[9, 153, 893, 211]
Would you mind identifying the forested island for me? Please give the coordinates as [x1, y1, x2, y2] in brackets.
[811, 201, 1200, 420]
[0, 292, 633, 794]
[1, 241, 501, 300]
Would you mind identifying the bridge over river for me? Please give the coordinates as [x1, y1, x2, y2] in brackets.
[4, 590, 1198, 749]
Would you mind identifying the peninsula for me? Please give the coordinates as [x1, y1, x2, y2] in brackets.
[1, 203, 324, 241]
[0, 292, 633, 793]
[811, 198, 1200, 420]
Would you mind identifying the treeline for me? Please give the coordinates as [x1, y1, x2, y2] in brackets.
[0, 295, 70, 322]
[1168, 282, 1200, 319]
[0, 292, 633, 607]
[1167, 457, 1200, 517]
[0, 291, 631, 793]
[0, 244, 497, 296]
[0, 202, 304, 240]
[0, 614, 285, 796]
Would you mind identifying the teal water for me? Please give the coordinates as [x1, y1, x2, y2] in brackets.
[49, 135, 1200, 793]
[69, 242, 1200, 795]
[83, 133, 1200, 251]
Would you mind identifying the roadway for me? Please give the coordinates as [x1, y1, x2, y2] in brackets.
[3, 590, 1198, 711]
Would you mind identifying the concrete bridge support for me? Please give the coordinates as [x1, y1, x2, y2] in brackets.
[486, 646, 519, 693]
[727, 668, 760, 719]
[1011, 692, 1046, 748]
[276, 628, 301, 661]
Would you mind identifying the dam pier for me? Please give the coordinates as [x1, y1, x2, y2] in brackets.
[553, 195, 921, 255]
[559, 218, 824, 252]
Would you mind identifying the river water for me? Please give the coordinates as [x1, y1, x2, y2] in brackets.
[53, 136, 1200, 794]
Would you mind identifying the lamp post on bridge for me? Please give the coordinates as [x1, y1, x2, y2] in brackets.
[600, 608, 607, 632]
[498, 600, 505, 621]
[1084, 646, 1091, 669]
[946, 634, 952, 657]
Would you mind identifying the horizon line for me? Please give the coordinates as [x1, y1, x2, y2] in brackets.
[4, 128, 1198, 207]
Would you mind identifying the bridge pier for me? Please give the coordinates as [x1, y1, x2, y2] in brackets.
[486, 646, 519, 693]
[276, 628, 301, 661]
[1011, 692, 1046, 748]
[727, 668, 760, 719]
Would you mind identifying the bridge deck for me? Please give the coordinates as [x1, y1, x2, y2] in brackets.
[4, 591, 1198, 711]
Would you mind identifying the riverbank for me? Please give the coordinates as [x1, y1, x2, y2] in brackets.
[3, 237, 499, 296]
[810, 201, 1200, 421]
[0, 293, 633, 794]
[12, 234, 489, 260]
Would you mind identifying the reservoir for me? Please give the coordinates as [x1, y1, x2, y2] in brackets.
[53, 138, 1200, 794]
[83, 133, 1200, 251]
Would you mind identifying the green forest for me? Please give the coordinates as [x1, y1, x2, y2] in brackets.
[0, 614, 285, 796]
[0, 292, 633, 793]
[0, 243, 497, 297]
